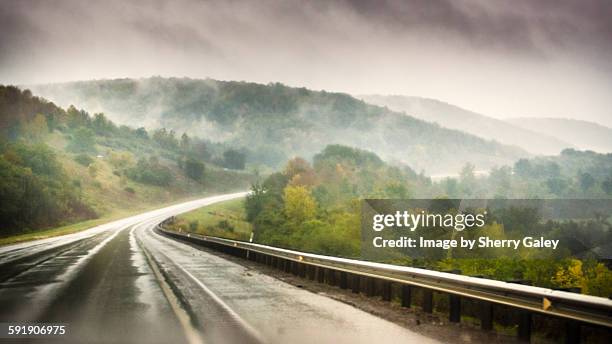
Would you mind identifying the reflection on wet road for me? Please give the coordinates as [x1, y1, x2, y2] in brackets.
[0, 193, 438, 344]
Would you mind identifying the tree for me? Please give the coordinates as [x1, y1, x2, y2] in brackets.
[579, 172, 595, 192]
[92, 113, 115, 136]
[152, 128, 179, 150]
[444, 178, 458, 198]
[544, 162, 561, 178]
[180, 133, 191, 151]
[135, 127, 148, 139]
[283, 185, 317, 225]
[183, 158, 205, 181]
[553, 259, 585, 291]
[384, 181, 409, 198]
[126, 157, 172, 186]
[68, 127, 96, 153]
[284, 157, 311, 178]
[514, 159, 532, 178]
[108, 151, 135, 171]
[488, 166, 512, 196]
[223, 149, 246, 170]
[284, 157, 316, 187]
[459, 163, 477, 195]
[21, 114, 48, 141]
[66, 105, 90, 128]
[547, 177, 568, 196]
[245, 183, 267, 222]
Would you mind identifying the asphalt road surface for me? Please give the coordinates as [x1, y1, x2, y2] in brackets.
[0, 193, 439, 344]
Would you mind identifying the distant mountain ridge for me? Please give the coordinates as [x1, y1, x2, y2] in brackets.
[359, 94, 574, 155]
[506, 117, 612, 153]
[29, 77, 530, 174]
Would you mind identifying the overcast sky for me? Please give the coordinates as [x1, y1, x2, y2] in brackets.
[1, 0, 611, 125]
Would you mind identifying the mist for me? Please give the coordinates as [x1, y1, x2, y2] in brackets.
[1, 0, 612, 126]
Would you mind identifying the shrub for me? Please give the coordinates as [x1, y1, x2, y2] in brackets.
[74, 154, 93, 166]
[217, 220, 234, 232]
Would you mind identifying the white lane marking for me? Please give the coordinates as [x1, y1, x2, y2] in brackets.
[131, 226, 205, 344]
[174, 262, 266, 343]
[132, 209, 265, 343]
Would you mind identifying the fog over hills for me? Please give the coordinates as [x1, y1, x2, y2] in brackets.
[506, 118, 612, 153]
[360, 95, 575, 156]
[30, 77, 530, 175]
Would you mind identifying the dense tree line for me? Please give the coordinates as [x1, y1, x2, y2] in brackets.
[245, 144, 429, 256]
[440, 149, 612, 198]
[244, 144, 612, 297]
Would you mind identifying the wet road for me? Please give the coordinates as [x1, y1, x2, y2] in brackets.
[0, 193, 439, 344]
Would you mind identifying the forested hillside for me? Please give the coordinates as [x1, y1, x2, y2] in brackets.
[239, 145, 612, 296]
[0, 85, 254, 237]
[31, 77, 529, 174]
[442, 149, 612, 199]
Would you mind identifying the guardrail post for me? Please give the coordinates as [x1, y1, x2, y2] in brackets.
[444, 270, 461, 323]
[339, 271, 348, 289]
[316, 267, 325, 283]
[509, 280, 532, 342]
[559, 287, 582, 344]
[382, 281, 392, 301]
[306, 265, 314, 280]
[401, 285, 411, 308]
[351, 275, 360, 294]
[366, 277, 376, 297]
[299, 263, 307, 278]
[518, 311, 532, 342]
[292, 261, 299, 275]
[328, 269, 337, 286]
[449, 293, 460, 323]
[422, 289, 433, 313]
[565, 321, 581, 344]
[480, 302, 493, 331]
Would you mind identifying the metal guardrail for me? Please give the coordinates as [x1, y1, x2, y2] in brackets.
[157, 225, 612, 342]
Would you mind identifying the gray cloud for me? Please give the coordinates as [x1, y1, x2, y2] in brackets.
[1, 0, 611, 125]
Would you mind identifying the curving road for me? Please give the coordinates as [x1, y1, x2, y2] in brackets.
[0, 193, 439, 344]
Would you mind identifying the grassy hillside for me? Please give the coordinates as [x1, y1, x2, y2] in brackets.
[167, 197, 251, 241]
[30, 77, 529, 174]
[0, 85, 254, 238]
[506, 117, 612, 153]
[360, 94, 574, 155]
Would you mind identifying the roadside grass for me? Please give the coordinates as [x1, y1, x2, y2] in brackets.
[0, 196, 206, 246]
[171, 197, 252, 241]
